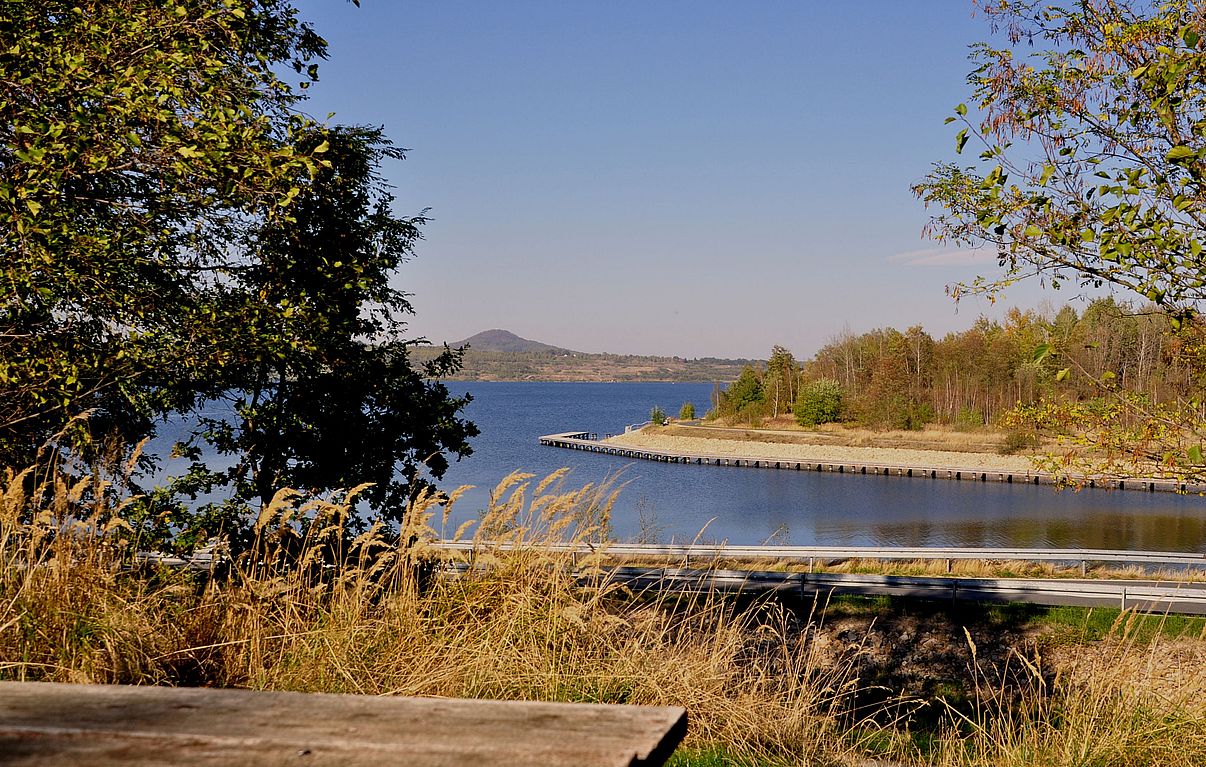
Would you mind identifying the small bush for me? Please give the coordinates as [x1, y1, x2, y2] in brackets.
[795, 379, 843, 427]
[953, 406, 984, 432]
[649, 405, 667, 425]
[998, 429, 1040, 455]
[678, 402, 696, 420]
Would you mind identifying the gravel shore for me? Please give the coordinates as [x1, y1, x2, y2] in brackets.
[603, 430, 1038, 473]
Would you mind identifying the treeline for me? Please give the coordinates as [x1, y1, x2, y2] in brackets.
[412, 347, 758, 383]
[713, 299, 1204, 430]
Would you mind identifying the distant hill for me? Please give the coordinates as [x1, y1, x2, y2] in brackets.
[454, 329, 572, 354]
[411, 329, 758, 383]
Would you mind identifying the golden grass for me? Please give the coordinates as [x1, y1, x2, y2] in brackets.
[2, 464, 1204, 766]
[605, 555, 1206, 584]
[686, 419, 1011, 455]
[924, 627, 1206, 767]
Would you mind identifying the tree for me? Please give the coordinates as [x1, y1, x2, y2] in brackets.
[2, 2, 476, 534]
[717, 365, 765, 423]
[1, 1, 326, 471]
[765, 345, 798, 419]
[915, 0, 1206, 479]
[678, 402, 696, 420]
[916, 0, 1206, 318]
[170, 127, 476, 531]
[794, 379, 843, 427]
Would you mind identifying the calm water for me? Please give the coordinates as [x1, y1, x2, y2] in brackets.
[430, 382, 1206, 552]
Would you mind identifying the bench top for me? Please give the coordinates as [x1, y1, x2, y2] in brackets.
[0, 682, 687, 766]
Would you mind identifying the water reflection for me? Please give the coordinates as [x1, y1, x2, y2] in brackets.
[818, 512, 1206, 551]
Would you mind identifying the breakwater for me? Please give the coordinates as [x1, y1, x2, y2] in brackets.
[539, 431, 1206, 494]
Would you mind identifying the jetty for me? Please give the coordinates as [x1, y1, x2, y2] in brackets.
[538, 431, 1206, 494]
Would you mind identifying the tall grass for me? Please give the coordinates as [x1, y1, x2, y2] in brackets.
[2, 464, 1204, 766]
[926, 623, 1206, 766]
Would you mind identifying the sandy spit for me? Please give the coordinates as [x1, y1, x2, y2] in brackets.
[603, 430, 1039, 474]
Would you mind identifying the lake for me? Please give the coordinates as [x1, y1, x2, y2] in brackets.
[431, 381, 1206, 552]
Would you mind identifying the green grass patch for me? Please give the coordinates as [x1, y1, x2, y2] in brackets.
[1035, 605, 1206, 643]
[665, 746, 778, 767]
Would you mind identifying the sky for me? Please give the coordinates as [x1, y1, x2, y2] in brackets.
[291, 0, 1067, 359]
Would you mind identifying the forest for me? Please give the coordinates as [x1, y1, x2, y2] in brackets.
[713, 298, 1205, 435]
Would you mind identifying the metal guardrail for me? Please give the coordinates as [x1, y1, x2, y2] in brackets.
[601, 567, 1206, 615]
[132, 538, 1206, 613]
[431, 540, 1206, 571]
[134, 538, 226, 571]
[435, 557, 1206, 615]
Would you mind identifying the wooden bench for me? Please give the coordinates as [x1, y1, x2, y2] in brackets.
[0, 682, 687, 766]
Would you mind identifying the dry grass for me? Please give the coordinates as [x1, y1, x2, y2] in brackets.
[2, 464, 1204, 766]
[686, 420, 1012, 455]
[923, 625, 1206, 767]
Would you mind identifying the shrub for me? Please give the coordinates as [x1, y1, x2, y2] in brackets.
[678, 402, 696, 420]
[649, 406, 667, 425]
[794, 379, 843, 427]
[856, 395, 933, 431]
[999, 429, 1041, 455]
[954, 406, 984, 432]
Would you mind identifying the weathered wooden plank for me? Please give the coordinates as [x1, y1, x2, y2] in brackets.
[0, 683, 687, 767]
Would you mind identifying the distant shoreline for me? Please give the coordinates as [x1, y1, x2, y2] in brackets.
[436, 376, 721, 383]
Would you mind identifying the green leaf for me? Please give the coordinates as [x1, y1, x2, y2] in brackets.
[1055, 368, 1071, 382]
[1166, 145, 1195, 161]
[1024, 225, 1042, 238]
[1185, 28, 1201, 49]
[955, 103, 967, 117]
[1032, 343, 1051, 363]
[955, 128, 969, 154]
[1190, 445, 1203, 465]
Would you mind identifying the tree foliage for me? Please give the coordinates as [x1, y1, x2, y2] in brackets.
[1, 2, 475, 534]
[170, 127, 476, 530]
[915, 0, 1206, 319]
[714, 365, 766, 424]
[650, 405, 668, 425]
[794, 379, 843, 427]
[765, 345, 798, 418]
[915, 0, 1206, 479]
[1, 1, 328, 470]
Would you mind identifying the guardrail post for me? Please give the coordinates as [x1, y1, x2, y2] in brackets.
[946, 559, 952, 574]
[1120, 586, 1127, 611]
[808, 557, 814, 573]
[1080, 560, 1087, 576]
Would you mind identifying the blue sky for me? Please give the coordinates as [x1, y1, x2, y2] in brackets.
[293, 1, 1058, 359]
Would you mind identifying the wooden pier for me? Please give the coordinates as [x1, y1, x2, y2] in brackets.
[538, 432, 1206, 494]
